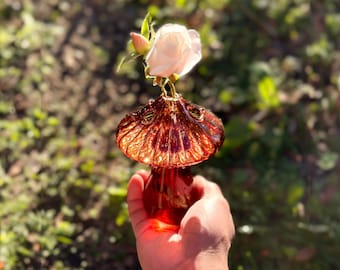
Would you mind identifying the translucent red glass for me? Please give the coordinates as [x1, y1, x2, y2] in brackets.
[116, 94, 224, 168]
[116, 94, 224, 225]
[143, 167, 194, 225]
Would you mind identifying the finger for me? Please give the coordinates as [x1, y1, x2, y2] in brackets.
[181, 195, 235, 248]
[136, 169, 150, 183]
[127, 171, 149, 235]
[191, 175, 224, 199]
[127, 170, 149, 200]
[182, 175, 235, 241]
[191, 175, 233, 228]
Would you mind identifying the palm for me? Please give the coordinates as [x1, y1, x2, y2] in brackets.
[127, 170, 234, 270]
[136, 226, 189, 270]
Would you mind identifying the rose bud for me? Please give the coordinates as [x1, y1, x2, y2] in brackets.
[130, 32, 150, 55]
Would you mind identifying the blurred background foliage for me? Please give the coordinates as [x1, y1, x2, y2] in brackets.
[0, 0, 339, 269]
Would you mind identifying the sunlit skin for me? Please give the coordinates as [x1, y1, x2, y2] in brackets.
[127, 170, 235, 270]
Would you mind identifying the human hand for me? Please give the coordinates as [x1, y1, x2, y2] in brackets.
[127, 170, 235, 270]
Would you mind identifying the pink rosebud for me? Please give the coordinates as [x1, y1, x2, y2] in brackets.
[145, 24, 202, 78]
[130, 32, 149, 55]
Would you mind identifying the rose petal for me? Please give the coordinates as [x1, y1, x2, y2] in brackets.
[177, 49, 201, 76]
[145, 23, 202, 78]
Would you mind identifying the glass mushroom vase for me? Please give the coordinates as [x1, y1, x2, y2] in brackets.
[116, 92, 224, 225]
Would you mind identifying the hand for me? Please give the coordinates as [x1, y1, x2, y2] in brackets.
[127, 170, 235, 270]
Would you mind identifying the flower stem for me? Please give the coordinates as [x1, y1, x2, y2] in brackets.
[160, 78, 168, 96]
[168, 80, 177, 97]
[160, 85, 167, 96]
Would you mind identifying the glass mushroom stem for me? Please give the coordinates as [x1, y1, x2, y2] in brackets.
[143, 167, 194, 225]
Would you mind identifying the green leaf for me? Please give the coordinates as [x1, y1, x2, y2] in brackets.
[287, 184, 304, 205]
[57, 236, 72, 245]
[222, 117, 255, 150]
[176, 0, 187, 8]
[17, 246, 33, 257]
[33, 108, 47, 120]
[108, 186, 127, 198]
[0, 101, 13, 114]
[317, 152, 339, 171]
[115, 203, 128, 226]
[141, 13, 152, 39]
[47, 116, 59, 126]
[306, 37, 333, 61]
[80, 160, 95, 174]
[56, 221, 75, 236]
[147, 5, 160, 18]
[0, 27, 14, 48]
[219, 89, 233, 104]
[326, 13, 340, 35]
[0, 231, 15, 245]
[257, 76, 280, 110]
[116, 52, 138, 73]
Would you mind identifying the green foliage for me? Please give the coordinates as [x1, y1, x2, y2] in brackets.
[256, 76, 280, 110]
[141, 12, 153, 40]
[0, 0, 339, 269]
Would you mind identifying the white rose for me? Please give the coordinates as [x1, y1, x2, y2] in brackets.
[145, 23, 202, 78]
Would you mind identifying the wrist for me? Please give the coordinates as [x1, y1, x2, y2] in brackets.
[192, 250, 229, 270]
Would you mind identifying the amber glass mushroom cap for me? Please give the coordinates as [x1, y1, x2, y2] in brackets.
[116, 94, 224, 168]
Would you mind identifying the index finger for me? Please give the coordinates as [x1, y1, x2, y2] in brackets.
[190, 175, 224, 200]
[127, 170, 149, 235]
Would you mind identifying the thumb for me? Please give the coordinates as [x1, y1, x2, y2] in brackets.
[127, 170, 150, 236]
